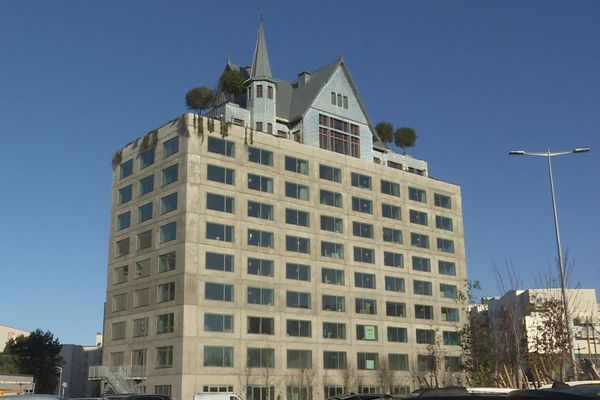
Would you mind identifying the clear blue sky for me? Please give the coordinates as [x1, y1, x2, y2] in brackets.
[1, 0, 598, 345]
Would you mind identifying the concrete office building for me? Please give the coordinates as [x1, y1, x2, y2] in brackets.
[99, 24, 467, 400]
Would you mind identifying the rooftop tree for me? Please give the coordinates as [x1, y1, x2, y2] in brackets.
[185, 86, 214, 114]
[219, 69, 245, 102]
[394, 127, 417, 155]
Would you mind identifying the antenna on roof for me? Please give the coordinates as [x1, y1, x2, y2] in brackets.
[339, 51, 344, 63]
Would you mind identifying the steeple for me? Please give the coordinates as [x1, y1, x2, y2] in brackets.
[250, 22, 272, 80]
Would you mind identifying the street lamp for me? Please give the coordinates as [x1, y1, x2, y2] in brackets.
[509, 147, 590, 380]
[55, 366, 62, 397]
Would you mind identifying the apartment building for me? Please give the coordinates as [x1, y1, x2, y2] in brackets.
[100, 23, 467, 400]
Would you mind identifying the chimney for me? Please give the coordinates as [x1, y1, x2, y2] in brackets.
[298, 71, 311, 87]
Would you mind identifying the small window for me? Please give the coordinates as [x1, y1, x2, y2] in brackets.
[248, 173, 273, 193]
[320, 189, 342, 208]
[357, 352, 379, 370]
[140, 148, 155, 169]
[157, 282, 175, 303]
[382, 204, 401, 220]
[356, 325, 378, 341]
[321, 241, 344, 259]
[248, 201, 274, 220]
[434, 193, 452, 209]
[161, 164, 178, 186]
[381, 180, 400, 197]
[322, 268, 344, 285]
[353, 222, 373, 238]
[387, 327, 408, 343]
[159, 222, 177, 243]
[133, 289, 148, 308]
[207, 164, 235, 185]
[384, 251, 404, 268]
[206, 222, 234, 242]
[248, 258, 274, 277]
[163, 136, 179, 158]
[114, 265, 129, 284]
[441, 307, 460, 322]
[323, 322, 346, 339]
[156, 346, 173, 368]
[160, 192, 177, 215]
[354, 272, 376, 289]
[410, 210, 428, 226]
[440, 284, 458, 299]
[204, 313, 233, 333]
[286, 320, 311, 337]
[389, 354, 409, 371]
[139, 175, 154, 196]
[248, 229, 274, 248]
[267, 85, 273, 99]
[286, 263, 310, 281]
[386, 301, 406, 317]
[439, 260, 457, 276]
[207, 137, 235, 158]
[206, 252, 234, 272]
[256, 85, 263, 98]
[385, 276, 405, 292]
[351, 197, 372, 214]
[120, 159, 133, 179]
[286, 208, 310, 227]
[436, 215, 454, 231]
[206, 193, 235, 213]
[116, 212, 131, 231]
[248, 147, 273, 166]
[133, 317, 148, 337]
[354, 247, 374, 263]
[443, 331, 461, 345]
[285, 182, 309, 201]
[286, 235, 310, 254]
[112, 293, 127, 312]
[118, 185, 132, 204]
[409, 187, 427, 203]
[319, 164, 341, 183]
[247, 348, 274, 368]
[138, 202, 153, 223]
[322, 215, 343, 233]
[111, 321, 126, 340]
[331, 92, 336, 105]
[437, 238, 455, 253]
[285, 156, 309, 175]
[343, 95, 348, 109]
[248, 316, 274, 334]
[415, 304, 434, 320]
[445, 356, 461, 372]
[414, 280, 433, 296]
[286, 291, 311, 309]
[115, 238, 130, 257]
[256, 122, 263, 132]
[204, 346, 234, 367]
[135, 259, 150, 279]
[156, 313, 174, 334]
[337, 93, 343, 107]
[351, 172, 372, 189]
[322, 295, 345, 312]
[324, 351, 347, 369]
[382, 227, 402, 244]
[205, 282, 234, 302]
[412, 256, 431, 272]
[411, 233, 430, 249]
[355, 298, 377, 315]
[159, 252, 176, 273]
[137, 230, 152, 250]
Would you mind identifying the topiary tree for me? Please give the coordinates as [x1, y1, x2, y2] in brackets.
[375, 121, 394, 144]
[185, 86, 214, 114]
[219, 70, 245, 101]
[394, 127, 417, 154]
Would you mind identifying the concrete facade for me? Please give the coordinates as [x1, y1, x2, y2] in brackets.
[103, 114, 467, 400]
[0, 325, 29, 352]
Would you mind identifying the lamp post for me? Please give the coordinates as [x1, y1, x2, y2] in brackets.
[55, 366, 62, 396]
[509, 147, 590, 380]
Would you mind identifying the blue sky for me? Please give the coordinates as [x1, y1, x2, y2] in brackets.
[1, 0, 598, 345]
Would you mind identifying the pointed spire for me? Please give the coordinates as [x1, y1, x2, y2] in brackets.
[250, 22, 272, 80]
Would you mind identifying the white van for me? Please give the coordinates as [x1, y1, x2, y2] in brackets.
[193, 392, 242, 400]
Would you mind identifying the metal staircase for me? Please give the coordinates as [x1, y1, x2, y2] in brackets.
[89, 365, 146, 394]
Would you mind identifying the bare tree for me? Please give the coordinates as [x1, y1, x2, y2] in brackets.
[376, 357, 393, 394]
[342, 361, 357, 393]
[239, 368, 256, 400]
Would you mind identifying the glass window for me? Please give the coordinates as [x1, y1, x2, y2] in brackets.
[206, 193, 234, 213]
[434, 193, 452, 209]
[159, 221, 176, 243]
[389, 354, 409, 371]
[343, 95, 348, 109]
[155, 346, 173, 368]
[352, 197, 372, 214]
[120, 159, 133, 179]
[286, 235, 310, 253]
[157, 282, 175, 303]
[351, 172, 372, 189]
[418, 354, 435, 371]
[156, 313, 174, 334]
[409, 209, 428, 225]
[206, 252, 234, 272]
[285, 182, 309, 201]
[320, 189, 342, 208]
[286, 208, 310, 227]
[207, 136, 235, 157]
[247, 316, 274, 334]
[355, 298, 377, 315]
[248, 173, 273, 193]
[408, 187, 427, 203]
[133, 288, 149, 307]
[353, 222, 373, 238]
[256, 122, 263, 132]
[411, 233, 430, 249]
[443, 331, 461, 346]
[247, 348, 274, 368]
[247, 287, 274, 306]
[206, 222, 234, 242]
[204, 313, 233, 333]
[114, 265, 128, 284]
[163, 136, 179, 158]
[135, 259, 150, 279]
[160, 192, 177, 215]
[133, 317, 148, 337]
[321, 215, 343, 233]
[139, 175, 154, 196]
[285, 156, 309, 175]
[436, 215, 453, 231]
[354, 272, 376, 289]
[286, 320, 311, 337]
[444, 356, 461, 372]
[382, 228, 402, 243]
[386, 301, 406, 317]
[330, 92, 336, 105]
[441, 307, 460, 322]
[207, 164, 235, 185]
[286, 263, 310, 281]
[357, 352, 379, 370]
[324, 351, 346, 369]
[382, 204, 401, 220]
[412, 256, 431, 272]
[416, 329, 435, 344]
[440, 284, 458, 299]
[161, 164, 178, 186]
[319, 164, 341, 183]
[248, 229, 274, 248]
[118, 185, 132, 204]
[115, 238, 129, 257]
[381, 180, 400, 197]
[322, 295, 345, 312]
[116, 212, 131, 231]
[248, 147, 273, 166]
[248, 258, 274, 277]
[439, 260, 457, 276]
[356, 325, 378, 341]
[112, 321, 126, 340]
[287, 350, 312, 369]
[140, 148, 155, 169]
[159, 251, 176, 273]
[137, 230, 152, 250]
[204, 346, 234, 367]
[385, 276, 405, 292]
[138, 202, 153, 223]
[323, 322, 346, 339]
[286, 291, 311, 309]
[383, 251, 404, 268]
[415, 305, 434, 320]
[205, 282, 234, 302]
[322, 268, 344, 285]
[437, 238, 455, 253]
[387, 327, 408, 343]
[112, 293, 127, 312]
[414, 280, 433, 296]
[353, 247, 374, 263]
[248, 201, 274, 220]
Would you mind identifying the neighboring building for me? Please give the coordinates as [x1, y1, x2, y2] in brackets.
[59, 338, 102, 398]
[0, 374, 34, 395]
[98, 24, 467, 400]
[0, 325, 29, 352]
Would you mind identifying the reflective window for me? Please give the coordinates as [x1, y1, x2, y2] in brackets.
[351, 172, 372, 189]
[207, 164, 235, 185]
[248, 258, 274, 277]
[285, 156, 309, 175]
[160, 192, 177, 215]
[161, 164, 178, 186]
[207, 137, 235, 157]
[139, 175, 154, 196]
[319, 164, 341, 183]
[205, 252, 234, 272]
[248, 147, 273, 165]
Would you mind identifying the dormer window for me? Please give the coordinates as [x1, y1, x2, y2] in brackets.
[256, 85, 263, 98]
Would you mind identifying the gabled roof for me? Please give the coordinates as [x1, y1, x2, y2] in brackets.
[250, 22, 273, 81]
